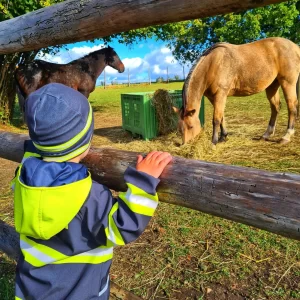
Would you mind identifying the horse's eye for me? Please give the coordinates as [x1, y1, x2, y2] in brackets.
[188, 125, 193, 130]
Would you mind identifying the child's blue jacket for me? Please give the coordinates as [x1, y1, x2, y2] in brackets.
[14, 141, 160, 300]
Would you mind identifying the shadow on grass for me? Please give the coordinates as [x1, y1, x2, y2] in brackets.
[90, 105, 106, 113]
[93, 126, 143, 143]
[252, 136, 282, 143]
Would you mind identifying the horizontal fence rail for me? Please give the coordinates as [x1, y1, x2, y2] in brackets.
[0, 131, 299, 243]
[0, 0, 285, 54]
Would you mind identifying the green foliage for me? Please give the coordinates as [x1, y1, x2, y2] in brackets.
[156, 76, 164, 83]
[0, 0, 65, 123]
[0, 0, 62, 21]
[114, 1, 300, 63]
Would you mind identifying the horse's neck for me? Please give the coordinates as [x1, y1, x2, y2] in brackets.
[81, 53, 106, 78]
[184, 61, 207, 112]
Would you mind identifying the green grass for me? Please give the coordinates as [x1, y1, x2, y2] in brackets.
[89, 82, 183, 108]
[0, 255, 15, 300]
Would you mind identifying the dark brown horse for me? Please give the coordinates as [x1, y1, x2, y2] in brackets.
[15, 46, 125, 113]
[174, 37, 300, 147]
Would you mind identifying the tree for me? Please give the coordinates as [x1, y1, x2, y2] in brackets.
[0, 0, 64, 123]
[174, 75, 180, 80]
[112, 0, 300, 63]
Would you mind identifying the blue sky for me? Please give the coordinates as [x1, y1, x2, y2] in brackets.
[37, 38, 191, 85]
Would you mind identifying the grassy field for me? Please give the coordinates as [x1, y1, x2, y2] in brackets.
[1, 82, 300, 299]
[88, 82, 183, 114]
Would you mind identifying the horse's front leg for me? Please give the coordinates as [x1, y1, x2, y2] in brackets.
[212, 94, 227, 148]
[279, 81, 298, 144]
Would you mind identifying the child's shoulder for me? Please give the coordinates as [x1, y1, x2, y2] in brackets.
[80, 180, 112, 211]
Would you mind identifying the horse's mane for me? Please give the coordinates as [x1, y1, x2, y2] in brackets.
[182, 43, 228, 112]
[79, 46, 117, 64]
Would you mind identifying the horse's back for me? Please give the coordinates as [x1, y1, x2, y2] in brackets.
[15, 60, 73, 96]
[210, 37, 299, 64]
[203, 37, 300, 96]
[237, 38, 300, 80]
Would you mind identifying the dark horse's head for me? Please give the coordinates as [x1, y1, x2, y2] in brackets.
[104, 46, 125, 73]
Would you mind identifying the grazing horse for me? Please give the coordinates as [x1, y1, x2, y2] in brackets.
[15, 46, 125, 113]
[174, 37, 300, 147]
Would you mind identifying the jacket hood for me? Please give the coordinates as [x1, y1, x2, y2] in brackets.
[14, 157, 92, 240]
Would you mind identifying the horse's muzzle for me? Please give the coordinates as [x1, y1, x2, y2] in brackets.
[118, 64, 125, 73]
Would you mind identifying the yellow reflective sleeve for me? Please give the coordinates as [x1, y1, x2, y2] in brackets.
[105, 203, 125, 246]
[119, 183, 158, 217]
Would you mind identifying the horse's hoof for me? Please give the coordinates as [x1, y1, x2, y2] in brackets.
[278, 138, 290, 145]
[218, 136, 228, 143]
[260, 135, 269, 141]
[211, 144, 217, 151]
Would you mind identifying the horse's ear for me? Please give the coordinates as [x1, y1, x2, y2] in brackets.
[185, 109, 196, 117]
[173, 106, 180, 115]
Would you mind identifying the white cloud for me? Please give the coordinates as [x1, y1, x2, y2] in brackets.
[153, 65, 161, 74]
[123, 57, 143, 69]
[40, 53, 64, 64]
[165, 55, 176, 64]
[161, 47, 171, 54]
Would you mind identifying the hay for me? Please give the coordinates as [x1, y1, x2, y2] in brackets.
[151, 89, 178, 135]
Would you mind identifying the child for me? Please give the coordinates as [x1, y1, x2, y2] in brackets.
[13, 83, 172, 300]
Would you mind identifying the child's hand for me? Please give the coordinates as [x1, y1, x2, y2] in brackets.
[136, 151, 172, 178]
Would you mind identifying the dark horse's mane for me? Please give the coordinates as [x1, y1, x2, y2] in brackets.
[80, 46, 117, 64]
[182, 43, 228, 113]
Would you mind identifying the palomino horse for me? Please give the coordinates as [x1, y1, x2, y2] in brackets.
[174, 37, 300, 147]
[15, 46, 125, 114]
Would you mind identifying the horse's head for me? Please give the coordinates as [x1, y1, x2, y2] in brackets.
[173, 106, 201, 145]
[104, 46, 125, 73]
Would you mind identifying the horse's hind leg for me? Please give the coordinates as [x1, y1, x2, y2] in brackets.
[279, 80, 298, 144]
[262, 80, 280, 140]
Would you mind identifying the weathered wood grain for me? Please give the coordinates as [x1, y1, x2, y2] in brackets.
[0, 0, 285, 54]
[0, 131, 300, 241]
